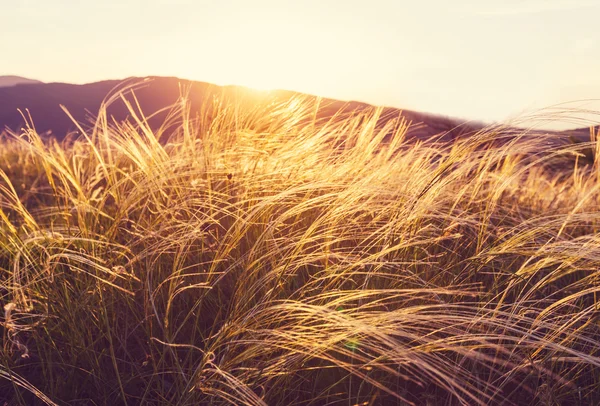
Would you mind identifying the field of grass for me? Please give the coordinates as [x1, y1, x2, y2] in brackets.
[1, 90, 600, 405]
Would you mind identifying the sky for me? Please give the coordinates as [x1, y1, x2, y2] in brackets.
[2, 0, 600, 126]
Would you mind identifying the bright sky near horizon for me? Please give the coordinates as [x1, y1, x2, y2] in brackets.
[2, 0, 600, 126]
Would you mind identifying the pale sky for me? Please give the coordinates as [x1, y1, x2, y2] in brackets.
[2, 0, 600, 126]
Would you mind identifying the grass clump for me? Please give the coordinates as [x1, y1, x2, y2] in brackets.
[1, 88, 600, 405]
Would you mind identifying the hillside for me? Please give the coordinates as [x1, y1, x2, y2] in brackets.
[1, 76, 596, 149]
[0, 76, 497, 142]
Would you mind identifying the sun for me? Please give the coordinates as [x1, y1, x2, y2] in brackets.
[173, 17, 359, 96]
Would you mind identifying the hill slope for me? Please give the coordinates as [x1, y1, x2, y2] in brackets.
[0, 76, 595, 144]
[0, 76, 486, 141]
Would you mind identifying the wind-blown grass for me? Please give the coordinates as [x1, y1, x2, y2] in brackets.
[1, 88, 600, 405]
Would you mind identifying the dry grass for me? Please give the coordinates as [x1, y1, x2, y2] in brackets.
[1, 87, 600, 405]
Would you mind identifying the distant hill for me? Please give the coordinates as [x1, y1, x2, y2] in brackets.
[0, 75, 43, 88]
[0, 76, 490, 141]
[0, 75, 594, 144]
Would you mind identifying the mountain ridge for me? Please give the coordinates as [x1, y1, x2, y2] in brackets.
[0, 76, 595, 144]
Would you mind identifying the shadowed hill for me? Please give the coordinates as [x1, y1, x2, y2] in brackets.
[0, 76, 595, 144]
[0, 77, 485, 140]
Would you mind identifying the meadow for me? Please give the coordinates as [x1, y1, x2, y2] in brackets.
[1, 89, 600, 405]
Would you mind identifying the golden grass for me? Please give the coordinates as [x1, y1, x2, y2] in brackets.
[0, 88, 600, 405]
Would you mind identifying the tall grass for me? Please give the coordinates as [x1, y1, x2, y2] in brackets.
[1, 87, 600, 405]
